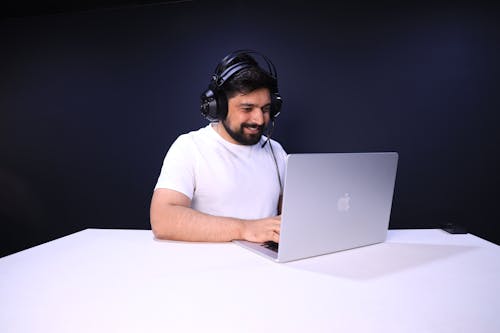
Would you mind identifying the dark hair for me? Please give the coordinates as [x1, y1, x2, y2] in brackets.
[220, 54, 277, 99]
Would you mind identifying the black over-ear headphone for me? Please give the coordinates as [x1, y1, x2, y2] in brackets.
[200, 49, 283, 122]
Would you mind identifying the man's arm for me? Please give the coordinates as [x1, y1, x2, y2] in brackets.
[150, 188, 280, 243]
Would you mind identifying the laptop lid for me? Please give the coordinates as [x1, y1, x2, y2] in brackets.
[234, 152, 399, 263]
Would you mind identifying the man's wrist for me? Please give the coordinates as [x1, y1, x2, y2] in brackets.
[236, 219, 247, 241]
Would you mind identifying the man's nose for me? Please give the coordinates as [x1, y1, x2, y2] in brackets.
[250, 108, 265, 124]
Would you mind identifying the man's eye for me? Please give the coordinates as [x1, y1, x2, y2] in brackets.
[242, 107, 253, 112]
[262, 106, 271, 113]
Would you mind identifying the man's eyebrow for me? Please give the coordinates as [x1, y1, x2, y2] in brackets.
[238, 102, 271, 107]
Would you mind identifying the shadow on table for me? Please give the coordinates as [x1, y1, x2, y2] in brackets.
[285, 242, 478, 280]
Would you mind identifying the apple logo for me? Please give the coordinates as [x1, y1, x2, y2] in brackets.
[337, 193, 351, 212]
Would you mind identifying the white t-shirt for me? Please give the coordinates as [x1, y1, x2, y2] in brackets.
[154, 124, 287, 219]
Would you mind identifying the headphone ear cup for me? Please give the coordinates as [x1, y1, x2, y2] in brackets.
[200, 88, 219, 121]
[271, 92, 282, 119]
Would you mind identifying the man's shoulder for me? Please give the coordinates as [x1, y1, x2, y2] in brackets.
[269, 137, 285, 148]
[266, 137, 286, 153]
[174, 124, 212, 144]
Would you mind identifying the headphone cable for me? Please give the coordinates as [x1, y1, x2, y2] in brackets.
[261, 120, 275, 148]
[262, 121, 283, 195]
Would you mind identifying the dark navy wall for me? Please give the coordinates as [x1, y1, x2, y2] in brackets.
[1, 1, 499, 257]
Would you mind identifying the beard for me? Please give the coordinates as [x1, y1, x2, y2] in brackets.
[221, 120, 266, 145]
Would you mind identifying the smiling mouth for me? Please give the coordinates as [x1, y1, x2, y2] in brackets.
[243, 124, 263, 134]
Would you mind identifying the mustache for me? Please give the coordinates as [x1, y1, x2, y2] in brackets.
[242, 123, 265, 131]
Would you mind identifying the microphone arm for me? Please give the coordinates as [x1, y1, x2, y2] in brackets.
[261, 120, 275, 148]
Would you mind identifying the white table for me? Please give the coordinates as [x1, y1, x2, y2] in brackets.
[1, 229, 499, 333]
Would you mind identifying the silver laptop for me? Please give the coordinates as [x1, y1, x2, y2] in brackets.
[233, 152, 399, 263]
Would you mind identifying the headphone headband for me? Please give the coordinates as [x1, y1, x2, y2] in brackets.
[212, 62, 253, 89]
[217, 49, 277, 75]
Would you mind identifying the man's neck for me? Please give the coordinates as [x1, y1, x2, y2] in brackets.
[212, 122, 241, 145]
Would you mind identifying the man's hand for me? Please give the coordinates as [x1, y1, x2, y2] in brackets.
[241, 216, 281, 243]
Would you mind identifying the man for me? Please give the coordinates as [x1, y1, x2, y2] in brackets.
[150, 50, 286, 244]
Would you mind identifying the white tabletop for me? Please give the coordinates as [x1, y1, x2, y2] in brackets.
[1, 229, 499, 333]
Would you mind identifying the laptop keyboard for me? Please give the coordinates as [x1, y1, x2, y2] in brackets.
[262, 241, 279, 252]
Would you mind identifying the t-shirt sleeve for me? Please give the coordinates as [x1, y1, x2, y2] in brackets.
[154, 134, 196, 200]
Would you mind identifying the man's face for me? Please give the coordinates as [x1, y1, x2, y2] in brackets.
[220, 87, 272, 145]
